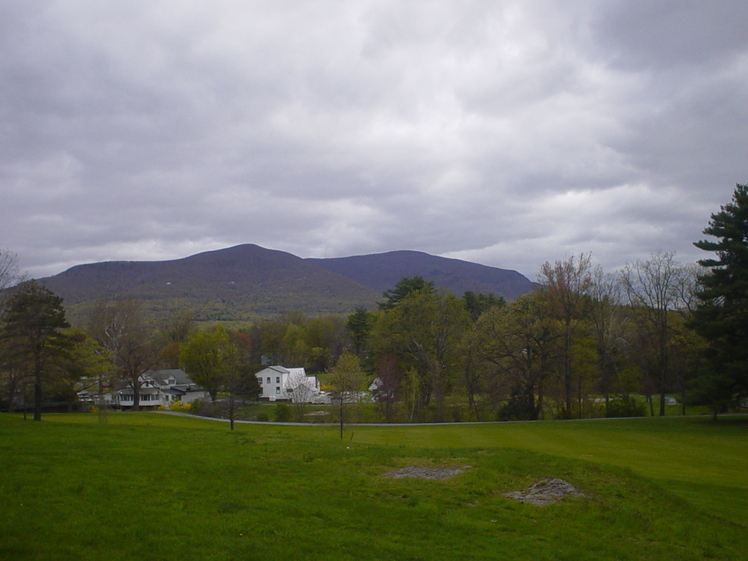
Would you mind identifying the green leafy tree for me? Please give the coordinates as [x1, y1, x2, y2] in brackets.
[379, 276, 435, 310]
[691, 183, 748, 414]
[180, 326, 234, 401]
[473, 291, 561, 420]
[372, 290, 470, 421]
[462, 291, 506, 321]
[224, 353, 259, 431]
[42, 329, 114, 412]
[538, 254, 594, 418]
[180, 325, 260, 429]
[1, 281, 70, 421]
[346, 307, 376, 357]
[248, 312, 348, 373]
[327, 352, 366, 438]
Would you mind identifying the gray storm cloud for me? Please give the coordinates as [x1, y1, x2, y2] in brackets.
[1, 0, 746, 279]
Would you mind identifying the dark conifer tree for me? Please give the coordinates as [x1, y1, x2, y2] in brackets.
[1, 281, 70, 420]
[379, 276, 435, 310]
[691, 183, 748, 414]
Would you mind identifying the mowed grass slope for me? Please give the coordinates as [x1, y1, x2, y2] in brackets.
[351, 415, 748, 521]
[0, 413, 745, 561]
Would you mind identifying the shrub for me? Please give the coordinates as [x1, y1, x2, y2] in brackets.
[274, 402, 292, 422]
[256, 412, 269, 422]
[450, 406, 464, 423]
[190, 399, 204, 412]
[605, 397, 646, 418]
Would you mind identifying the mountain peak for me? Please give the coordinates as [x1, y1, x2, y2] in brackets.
[39, 244, 533, 323]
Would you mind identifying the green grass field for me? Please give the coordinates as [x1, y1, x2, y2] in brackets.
[0, 413, 745, 560]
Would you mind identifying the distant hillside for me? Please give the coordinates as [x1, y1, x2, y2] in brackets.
[39, 244, 379, 323]
[37, 244, 534, 324]
[309, 250, 534, 300]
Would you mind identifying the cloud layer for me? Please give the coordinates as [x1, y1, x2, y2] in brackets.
[2, 1, 747, 279]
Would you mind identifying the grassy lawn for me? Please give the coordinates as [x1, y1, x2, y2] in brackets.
[0, 413, 745, 560]
[350, 415, 748, 521]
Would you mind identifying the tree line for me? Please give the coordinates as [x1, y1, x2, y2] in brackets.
[1, 184, 747, 422]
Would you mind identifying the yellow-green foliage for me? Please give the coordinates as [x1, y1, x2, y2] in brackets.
[169, 401, 191, 412]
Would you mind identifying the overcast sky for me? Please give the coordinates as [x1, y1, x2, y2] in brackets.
[2, 1, 747, 280]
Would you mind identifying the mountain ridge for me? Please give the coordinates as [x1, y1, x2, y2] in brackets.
[37, 244, 534, 323]
[309, 250, 533, 300]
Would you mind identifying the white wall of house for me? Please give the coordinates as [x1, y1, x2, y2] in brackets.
[114, 370, 208, 408]
[255, 365, 320, 403]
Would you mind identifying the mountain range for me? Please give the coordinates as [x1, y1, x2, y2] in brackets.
[38, 244, 535, 323]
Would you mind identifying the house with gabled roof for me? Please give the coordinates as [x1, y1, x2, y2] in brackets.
[114, 369, 208, 409]
[255, 365, 325, 403]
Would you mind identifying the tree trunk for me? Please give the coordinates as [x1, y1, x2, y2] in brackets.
[659, 387, 666, 416]
[339, 395, 344, 439]
[33, 356, 43, 421]
[133, 380, 140, 411]
[34, 379, 42, 421]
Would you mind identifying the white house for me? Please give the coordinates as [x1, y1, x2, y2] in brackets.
[114, 369, 208, 408]
[255, 365, 323, 403]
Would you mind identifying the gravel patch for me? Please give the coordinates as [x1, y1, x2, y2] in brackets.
[383, 466, 471, 480]
[504, 478, 584, 506]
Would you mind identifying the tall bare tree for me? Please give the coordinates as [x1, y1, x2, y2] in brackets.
[88, 299, 155, 410]
[154, 310, 196, 368]
[0, 249, 21, 292]
[588, 266, 628, 413]
[538, 254, 594, 417]
[620, 252, 692, 416]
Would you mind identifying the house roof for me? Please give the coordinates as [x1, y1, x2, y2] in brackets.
[147, 369, 194, 386]
[255, 365, 306, 378]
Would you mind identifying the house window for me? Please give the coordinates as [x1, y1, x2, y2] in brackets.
[276, 376, 280, 384]
[266, 377, 271, 384]
[276, 387, 280, 394]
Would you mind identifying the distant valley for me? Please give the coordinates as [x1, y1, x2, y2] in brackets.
[38, 244, 535, 323]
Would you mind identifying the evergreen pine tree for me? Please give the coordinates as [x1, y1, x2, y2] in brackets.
[691, 183, 748, 413]
[1, 281, 70, 420]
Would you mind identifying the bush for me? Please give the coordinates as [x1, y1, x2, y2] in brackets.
[605, 397, 646, 418]
[256, 412, 269, 422]
[190, 399, 204, 412]
[450, 406, 464, 423]
[274, 402, 292, 422]
[188, 399, 224, 418]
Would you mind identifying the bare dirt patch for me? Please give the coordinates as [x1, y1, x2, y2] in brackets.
[383, 466, 472, 480]
[504, 478, 584, 506]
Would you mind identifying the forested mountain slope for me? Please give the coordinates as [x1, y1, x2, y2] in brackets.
[37, 244, 534, 322]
